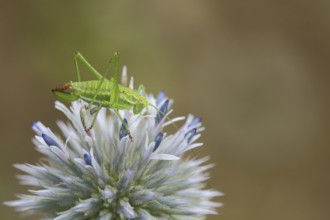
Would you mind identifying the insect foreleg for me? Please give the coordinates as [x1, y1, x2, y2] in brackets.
[80, 106, 89, 132]
[80, 105, 102, 133]
[89, 106, 99, 115]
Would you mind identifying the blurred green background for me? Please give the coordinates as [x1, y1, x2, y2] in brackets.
[1, 1, 329, 219]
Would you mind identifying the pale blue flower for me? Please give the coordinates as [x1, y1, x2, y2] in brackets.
[6, 72, 222, 219]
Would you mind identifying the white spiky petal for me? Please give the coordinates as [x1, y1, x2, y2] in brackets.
[6, 77, 222, 219]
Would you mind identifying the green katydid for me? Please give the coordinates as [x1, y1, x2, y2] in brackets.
[52, 51, 169, 141]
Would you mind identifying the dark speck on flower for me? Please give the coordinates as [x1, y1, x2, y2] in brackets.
[155, 99, 169, 125]
[119, 118, 129, 140]
[156, 90, 166, 106]
[185, 128, 197, 144]
[41, 133, 59, 147]
[83, 153, 92, 166]
[153, 132, 164, 152]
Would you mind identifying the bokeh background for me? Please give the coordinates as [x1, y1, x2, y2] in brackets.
[1, 1, 329, 219]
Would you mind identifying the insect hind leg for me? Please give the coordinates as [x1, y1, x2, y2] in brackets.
[87, 52, 120, 109]
[74, 51, 105, 81]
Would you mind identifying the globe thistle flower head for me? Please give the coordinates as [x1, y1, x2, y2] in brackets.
[6, 70, 222, 219]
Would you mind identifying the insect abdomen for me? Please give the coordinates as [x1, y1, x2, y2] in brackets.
[71, 81, 113, 104]
[70, 80, 146, 111]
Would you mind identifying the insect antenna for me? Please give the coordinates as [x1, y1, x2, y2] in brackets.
[149, 103, 180, 131]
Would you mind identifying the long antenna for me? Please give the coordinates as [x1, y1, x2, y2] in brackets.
[149, 103, 179, 131]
